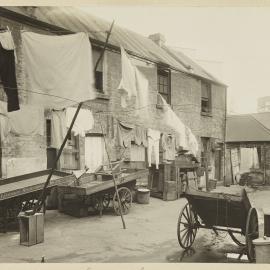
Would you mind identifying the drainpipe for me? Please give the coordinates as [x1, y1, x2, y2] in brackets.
[264, 143, 266, 185]
[223, 87, 227, 186]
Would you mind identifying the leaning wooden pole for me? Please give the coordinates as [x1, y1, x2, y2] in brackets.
[33, 102, 83, 214]
[98, 115, 126, 229]
[94, 20, 115, 72]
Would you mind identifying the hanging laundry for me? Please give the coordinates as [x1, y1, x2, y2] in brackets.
[0, 32, 20, 112]
[185, 126, 199, 156]
[0, 31, 15, 50]
[7, 104, 44, 136]
[134, 125, 148, 147]
[0, 113, 11, 143]
[130, 144, 146, 162]
[240, 147, 259, 173]
[252, 147, 259, 169]
[147, 128, 160, 169]
[159, 94, 187, 148]
[116, 121, 134, 148]
[51, 109, 66, 149]
[118, 46, 137, 108]
[161, 133, 176, 161]
[135, 68, 149, 116]
[22, 32, 95, 109]
[66, 107, 94, 137]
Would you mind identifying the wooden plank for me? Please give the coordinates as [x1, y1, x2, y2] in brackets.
[58, 170, 149, 196]
[185, 188, 243, 202]
[0, 169, 70, 186]
[0, 174, 75, 201]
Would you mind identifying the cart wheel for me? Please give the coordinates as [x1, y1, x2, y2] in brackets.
[93, 197, 102, 212]
[245, 207, 259, 262]
[177, 202, 198, 249]
[228, 231, 246, 247]
[102, 194, 110, 209]
[113, 187, 132, 215]
[22, 199, 36, 211]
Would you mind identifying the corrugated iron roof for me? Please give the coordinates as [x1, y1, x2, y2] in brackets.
[4, 6, 225, 85]
[163, 46, 224, 84]
[251, 112, 270, 130]
[226, 113, 270, 142]
[33, 7, 189, 72]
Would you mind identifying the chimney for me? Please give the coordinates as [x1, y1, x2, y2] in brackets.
[148, 33, 166, 47]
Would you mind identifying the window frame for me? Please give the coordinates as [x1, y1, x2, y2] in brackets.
[93, 47, 104, 93]
[201, 80, 212, 116]
[157, 67, 171, 105]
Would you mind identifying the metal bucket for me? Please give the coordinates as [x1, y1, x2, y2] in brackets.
[253, 237, 270, 263]
[136, 188, 150, 204]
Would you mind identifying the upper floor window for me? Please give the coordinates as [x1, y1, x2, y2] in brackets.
[201, 80, 212, 115]
[93, 48, 104, 92]
[158, 68, 171, 104]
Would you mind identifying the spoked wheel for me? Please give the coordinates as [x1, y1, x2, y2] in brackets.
[93, 197, 103, 212]
[22, 199, 36, 211]
[113, 187, 132, 215]
[177, 202, 198, 249]
[102, 194, 111, 209]
[245, 207, 259, 262]
[228, 231, 246, 247]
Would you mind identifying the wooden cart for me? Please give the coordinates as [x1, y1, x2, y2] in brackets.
[0, 170, 74, 232]
[177, 188, 259, 262]
[58, 168, 149, 217]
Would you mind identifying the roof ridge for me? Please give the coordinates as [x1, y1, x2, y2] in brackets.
[164, 45, 224, 85]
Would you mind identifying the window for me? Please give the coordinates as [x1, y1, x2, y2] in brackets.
[201, 80, 212, 114]
[92, 48, 104, 92]
[158, 68, 171, 104]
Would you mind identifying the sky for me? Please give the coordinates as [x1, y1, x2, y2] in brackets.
[80, 5, 270, 114]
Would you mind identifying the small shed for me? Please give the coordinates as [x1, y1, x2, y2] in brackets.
[226, 113, 270, 185]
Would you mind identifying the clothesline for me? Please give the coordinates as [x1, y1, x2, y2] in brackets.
[20, 30, 110, 34]
[2, 85, 226, 113]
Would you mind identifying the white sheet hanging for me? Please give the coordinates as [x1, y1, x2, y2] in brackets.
[85, 136, 105, 173]
[66, 107, 94, 137]
[159, 95, 187, 148]
[51, 110, 66, 149]
[0, 31, 15, 50]
[135, 68, 149, 116]
[0, 100, 44, 136]
[147, 128, 160, 169]
[118, 46, 137, 108]
[22, 32, 95, 109]
[240, 147, 259, 173]
[159, 94, 198, 156]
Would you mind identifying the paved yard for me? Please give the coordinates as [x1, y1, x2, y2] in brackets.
[0, 185, 269, 263]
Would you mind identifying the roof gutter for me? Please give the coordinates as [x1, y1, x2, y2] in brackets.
[0, 7, 226, 87]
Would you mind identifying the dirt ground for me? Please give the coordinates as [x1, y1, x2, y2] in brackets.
[0, 185, 269, 263]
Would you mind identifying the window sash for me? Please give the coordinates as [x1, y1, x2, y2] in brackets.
[158, 69, 171, 104]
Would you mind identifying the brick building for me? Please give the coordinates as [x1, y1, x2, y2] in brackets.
[0, 7, 227, 188]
